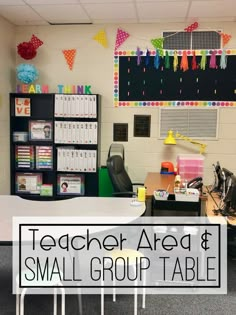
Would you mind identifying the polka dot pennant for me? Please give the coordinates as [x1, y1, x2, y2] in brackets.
[30, 34, 43, 49]
[151, 38, 164, 56]
[184, 22, 199, 32]
[93, 29, 108, 48]
[220, 32, 232, 47]
[115, 28, 130, 51]
[62, 49, 76, 71]
[151, 38, 164, 50]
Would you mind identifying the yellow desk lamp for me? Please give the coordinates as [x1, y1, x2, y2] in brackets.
[164, 130, 207, 154]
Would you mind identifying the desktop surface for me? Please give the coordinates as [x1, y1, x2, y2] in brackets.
[144, 172, 175, 197]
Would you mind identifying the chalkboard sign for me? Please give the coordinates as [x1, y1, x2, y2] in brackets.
[114, 51, 236, 107]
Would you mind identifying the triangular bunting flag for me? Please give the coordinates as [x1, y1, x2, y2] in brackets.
[220, 32, 232, 47]
[184, 22, 198, 32]
[62, 49, 76, 70]
[30, 34, 43, 49]
[115, 28, 130, 50]
[151, 38, 164, 49]
[93, 29, 108, 48]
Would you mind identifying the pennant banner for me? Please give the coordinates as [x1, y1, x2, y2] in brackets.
[184, 22, 198, 32]
[220, 32, 232, 47]
[115, 28, 130, 50]
[62, 49, 76, 70]
[30, 34, 43, 49]
[93, 29, 108, 48]
[151, 38, 164, 49]
[151, 38, 164, 56]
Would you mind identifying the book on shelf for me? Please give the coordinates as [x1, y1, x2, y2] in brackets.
[15, 97, 31, 117]
[54, 121, 97, 144]
[57, 174, 85, 195]
[15, 145, 34, 169]
[15, 172, 42, 194]
[29, 120, 53, 141]
[54, 94, 97, 118]
[35, 146, 53, 169]
[57, 147, 97, 172]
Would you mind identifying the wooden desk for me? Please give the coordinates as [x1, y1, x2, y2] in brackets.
[144, 172, 207, 216]
[145, 172, 175, 198]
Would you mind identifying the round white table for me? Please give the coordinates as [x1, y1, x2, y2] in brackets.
[0, 195, 145, 242]
[1, 195, 145, 315]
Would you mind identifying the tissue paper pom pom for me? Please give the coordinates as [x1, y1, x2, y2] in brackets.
[16, 64, 39, 84]
[17, 42, 37, 60]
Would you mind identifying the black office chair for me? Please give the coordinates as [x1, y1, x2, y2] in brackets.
[106, 155, 144, 197]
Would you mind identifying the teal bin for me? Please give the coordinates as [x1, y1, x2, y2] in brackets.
[98, 166, 113, 197]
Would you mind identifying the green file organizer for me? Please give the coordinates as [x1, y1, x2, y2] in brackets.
[98, 166, 113, 197]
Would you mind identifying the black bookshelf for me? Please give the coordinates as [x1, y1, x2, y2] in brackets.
[10, 93, 100, 200]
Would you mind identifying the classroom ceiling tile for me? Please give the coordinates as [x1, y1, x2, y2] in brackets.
[135, 0, 188, 2]
[0, 5, 45, 25]
[82, 3, 137, 20]
[136, 1, 189, 19]
[0, 0, 235, 25]
[24, 0, 79, 4]
[189, 1, 235, 18]
[31, 4, 91, 23]
[140, 17, 187, 23]
[0, 0, 25, 4]
[92, 18, 138, 24]
[80, 0, 131, 3]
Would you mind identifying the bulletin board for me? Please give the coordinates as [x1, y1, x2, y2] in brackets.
[113, 50, 236, 107]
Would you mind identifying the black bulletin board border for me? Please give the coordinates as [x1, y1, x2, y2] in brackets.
[113, 50, 236, 107]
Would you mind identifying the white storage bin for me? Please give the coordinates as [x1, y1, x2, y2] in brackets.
[154, 190, 169, 200]
[175, 188, 199, 202]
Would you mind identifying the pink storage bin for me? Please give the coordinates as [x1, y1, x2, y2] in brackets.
[177, 154, 204, 181]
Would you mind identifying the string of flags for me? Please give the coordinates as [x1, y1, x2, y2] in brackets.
[16, 22, 232, 71]
[108, 22, 232, 53]
[91, 22, 232, 52]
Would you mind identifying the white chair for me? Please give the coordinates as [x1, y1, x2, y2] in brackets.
[101, 248, 146, 315]
[16, 270, 65, 315]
